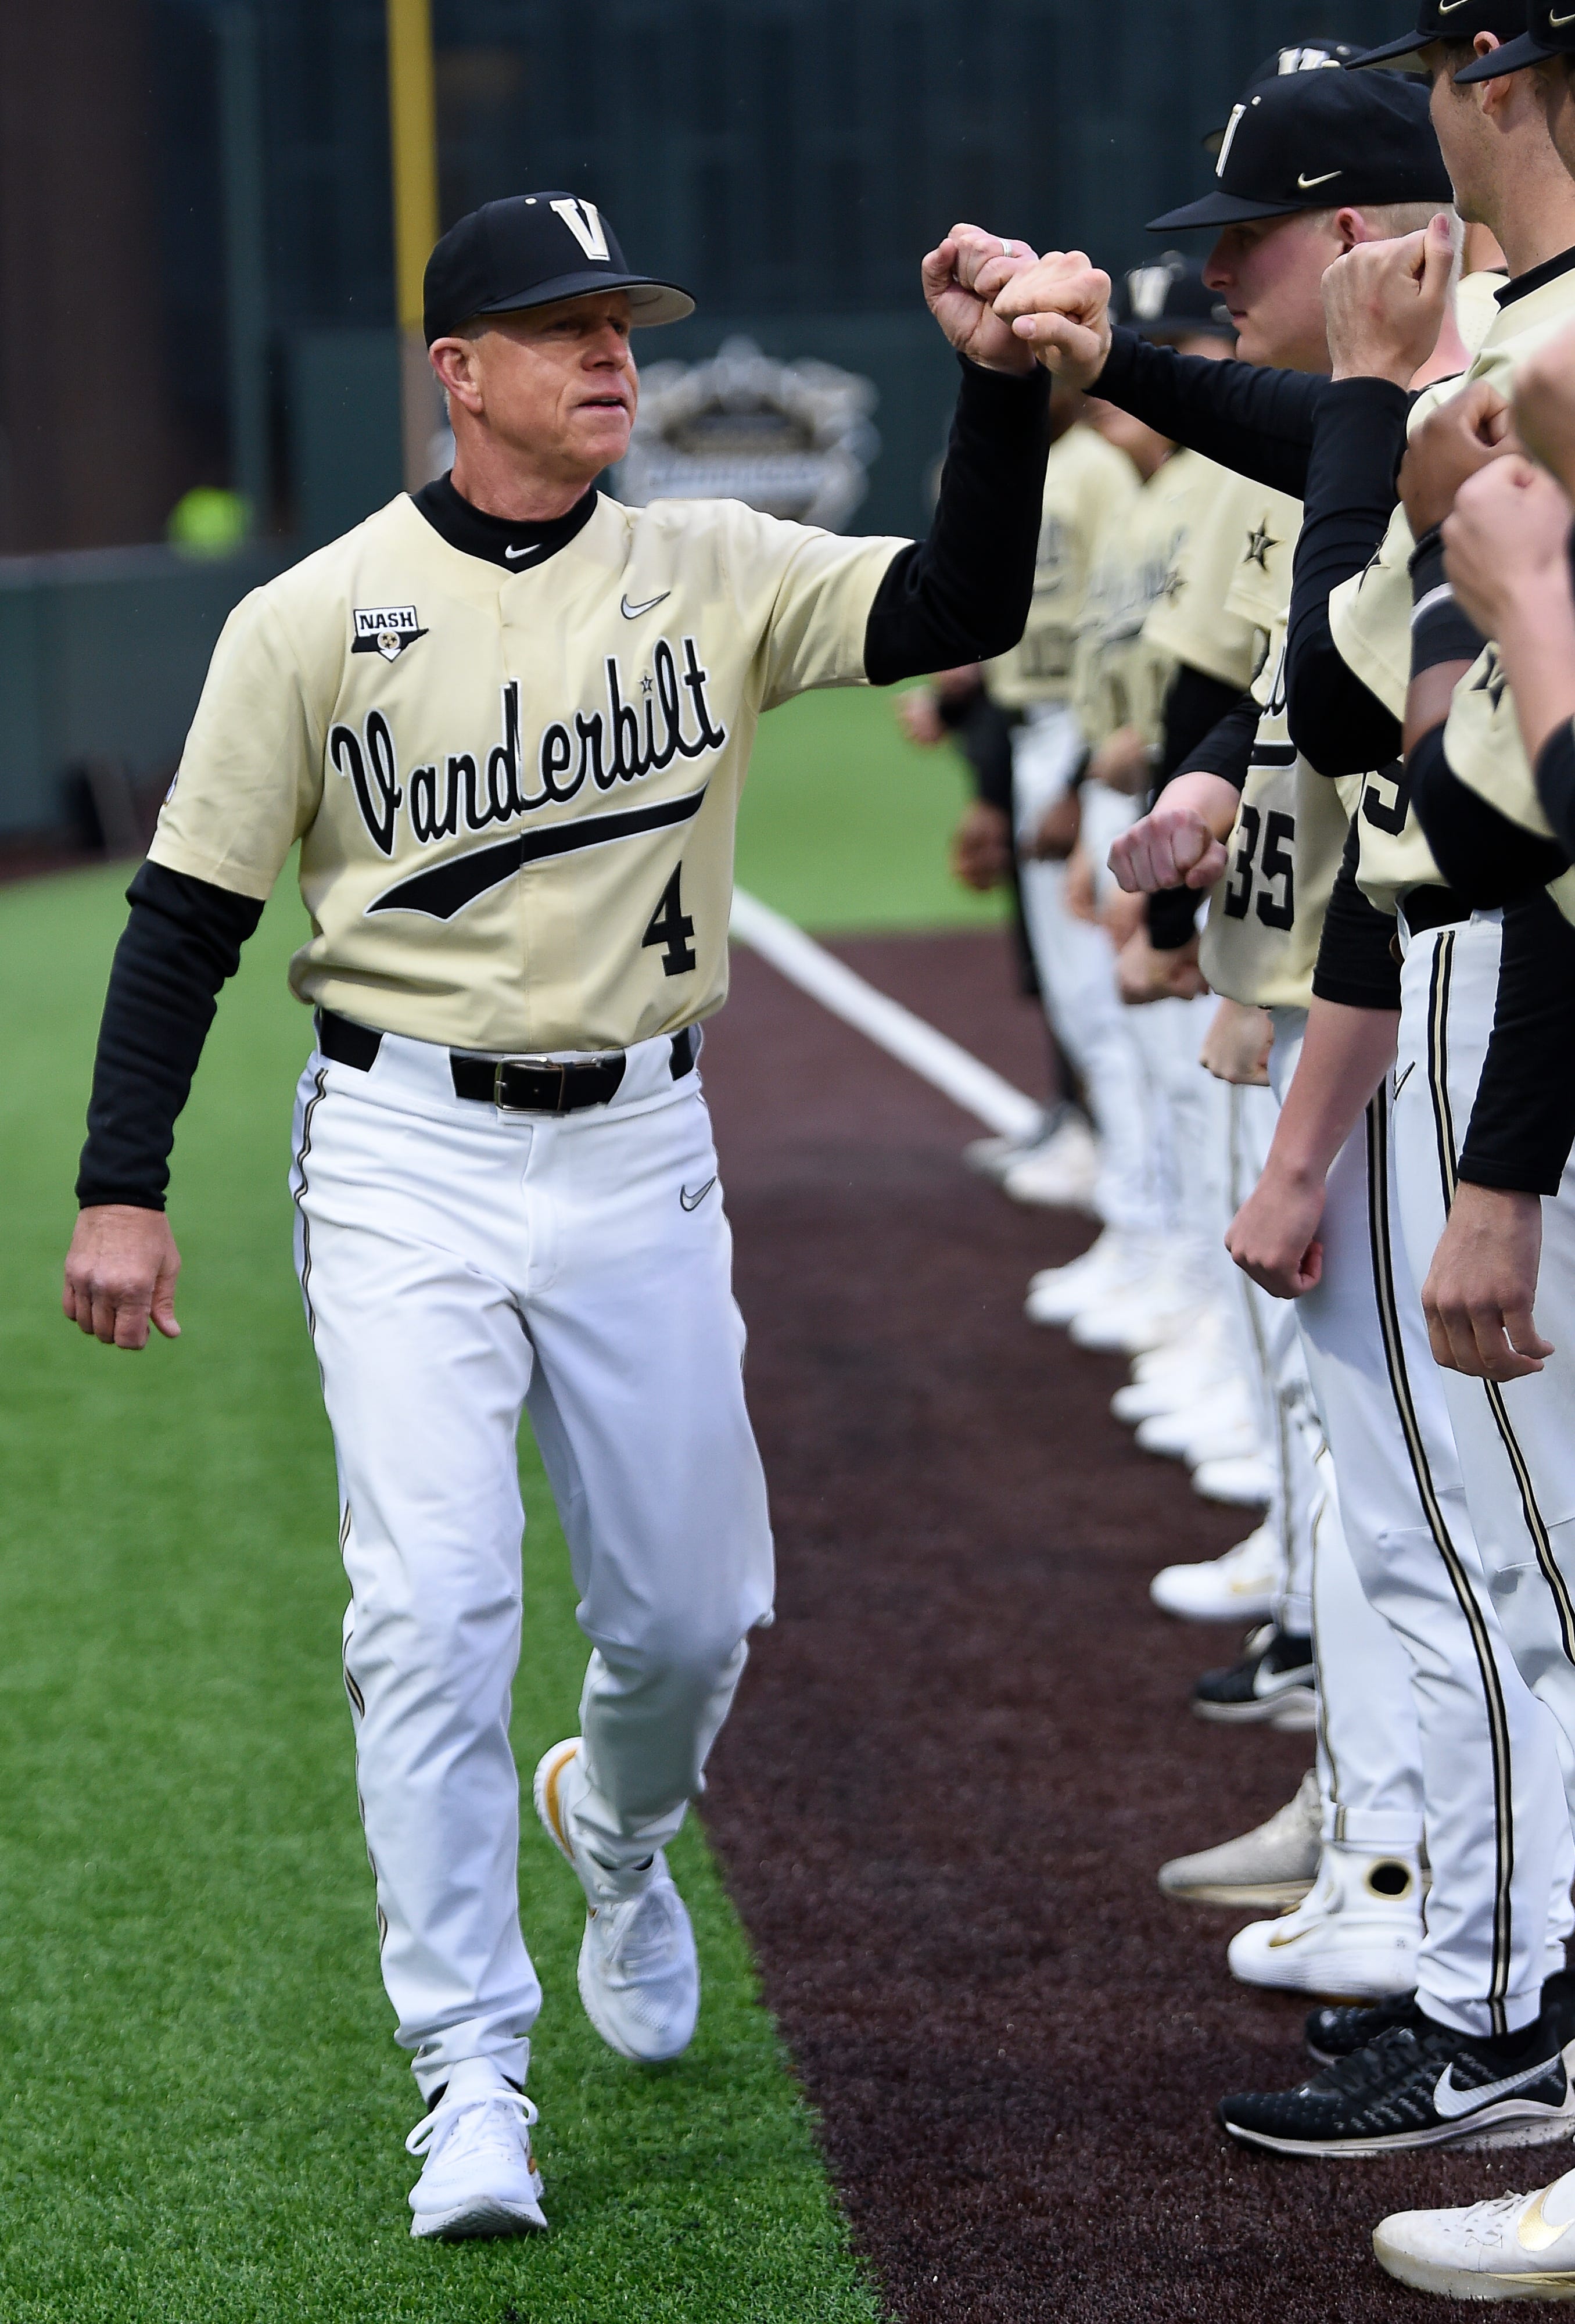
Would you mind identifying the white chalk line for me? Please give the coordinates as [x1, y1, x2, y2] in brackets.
[727, 887, 1042, 1140]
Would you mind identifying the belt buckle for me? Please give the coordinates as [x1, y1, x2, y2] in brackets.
[494, 1056, 568, 1114]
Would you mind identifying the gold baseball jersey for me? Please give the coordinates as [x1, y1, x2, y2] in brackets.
[984, 422, 1138, 711]
[1143, 464, 1294, 694]
[1327, 263, 1575, 912]
[149, 491, 900, 1054]
[1441, 647, 1575, 933]
[1072, 445, 1210, 750]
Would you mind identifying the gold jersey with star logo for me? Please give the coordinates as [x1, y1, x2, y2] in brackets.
[982, 421, 1138, 712]
[149, 490, 899, 1054]
[1071, 445, 1214, 750]
[1142, 465, 1296, 695]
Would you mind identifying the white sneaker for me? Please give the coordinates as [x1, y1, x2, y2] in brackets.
[406, 2058, 546, 2240]
[1024, 1230, 1139, 1325]
[1068, 1279, 1209, 1356]
[1226, 1841, 1423, 2000]
[961, 1114, 1050, 1182]
[1112, 1355, 1243, 1426]
[1135, 1386, 1262, 1465]
[1375, 2166, 1575, 2299]
[1158, 1770, 1321, 1908]
[534, 1737, 699, 2064]
[1002, 1115, 1101, 1211]
[1150, 1523, 1281, 1623]
[1191, 1453, 1275, 1507]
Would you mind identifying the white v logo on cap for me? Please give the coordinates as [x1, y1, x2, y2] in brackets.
[550, 198, 611, 261]
[1215, 103, 1247, 178]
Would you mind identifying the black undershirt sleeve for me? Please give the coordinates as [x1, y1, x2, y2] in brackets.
[76, 861, 264, 1211]
[864, 357, 1053, 683]
[1092, 329, 1326, 496]
[1409, 726, 1571, 904]
[1458, 891, 1575, 1196]
[1283, 378, 1412, 778]
[1146, 668, 1256, 949]
[1311, 822, 1402, 1011]
[1535, 720, 1575, 859]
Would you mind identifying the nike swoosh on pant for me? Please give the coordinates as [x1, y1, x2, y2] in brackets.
[680, 1177, 716, 1211]
[1433, 2055, 1563, 2120]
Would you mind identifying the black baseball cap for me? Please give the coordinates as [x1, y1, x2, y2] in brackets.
[1203, 42, 1362, 153]
[1349, 2, 1527, 75]
[423, 193, 694, 345]
[1111, 254, 1235, 338]
[1148, 70, 1452, 231]
[1456, 1, 1571, 78]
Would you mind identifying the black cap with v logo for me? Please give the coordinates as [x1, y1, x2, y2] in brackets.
[1350, 2, 1530, 74]
[423, 193, 694, 345]
[1147, 69, 1452, 231]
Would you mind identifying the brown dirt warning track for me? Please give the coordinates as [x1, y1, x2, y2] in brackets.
[697, 928, 1555, 2324]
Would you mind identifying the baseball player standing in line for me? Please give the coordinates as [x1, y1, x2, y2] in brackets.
[59, 194, 1052, 2240]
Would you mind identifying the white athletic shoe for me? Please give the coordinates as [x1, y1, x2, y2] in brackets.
[1158, 1769, 1321, 1908]
[406, 2058, 547, 2240]
[961, 1114, 1050, 1183]
[1149, 1523, 1280, 1623]
[1226, 1841, 1423, 2000]
[534, 1737, 700, 2064]
[1190, 1454, 1275, 1507]
[1135, 1385, 1262, 1466]
[1375, 2167, 1575, 2300]
[1002, 1114, 1101, 1211]
[1024, 1228, 1136, 1324]
[1111, 1354, 1244, 1426]
[1068, 1278, 1209, 1357]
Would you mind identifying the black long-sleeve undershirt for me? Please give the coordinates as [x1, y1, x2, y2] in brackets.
[1458, 891, 1575, 1196]
[1311, 824, 1402, 1012]
[1284, 378, 1413, 778]
[1535, 720, 1575, 859]
[78, 358, 1053, 1210]
[1146, 675, 1257, 949]
[1093, 328, 1327, 498]
[1409, 726, 1571, 905]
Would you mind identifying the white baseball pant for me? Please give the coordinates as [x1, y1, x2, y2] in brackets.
[1395, 911, 1575, 1816]
[289, 1024, 774, 2098]
[1270, 1010, 1572, 2035]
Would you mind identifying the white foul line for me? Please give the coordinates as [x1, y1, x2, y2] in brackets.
[728, 887, 1042, 1140]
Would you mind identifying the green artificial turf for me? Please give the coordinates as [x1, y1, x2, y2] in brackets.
[0, 865, 882, 2323]
[735, 684, 1008, 933]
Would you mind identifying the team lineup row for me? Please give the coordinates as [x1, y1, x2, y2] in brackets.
[898, 1, 1575, 2301]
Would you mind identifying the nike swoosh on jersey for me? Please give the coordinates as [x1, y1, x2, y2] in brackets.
[620, 591, 671, 618]
[369, 786, 708, 920]
[1432, 2054, 1564, 2121]
[679, 1177, 717, 1211]
[504, 543, 552, 565]
[1297, 170, 1341, 189]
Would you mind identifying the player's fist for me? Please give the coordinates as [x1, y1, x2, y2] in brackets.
[1443, 454, 1574, 654]
[1108, 799, 1228, 894]
[991, 253, 1112, 389]
[1323, 213, 1454, 388]
[1398, 377, 1516, 540]
[923, 226, 1040, 375]
[63, 1204, 182, 1350]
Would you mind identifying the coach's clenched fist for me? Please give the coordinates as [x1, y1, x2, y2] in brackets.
[921, 224, 1041, 375]
[63, 1204, 181, 1349]
[990, 252, 1113, 390]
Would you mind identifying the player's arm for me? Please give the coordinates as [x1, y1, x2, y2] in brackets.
[1107, 692, 1257, 897]
[1144, 664, 1253, 949]
[1421, 892, 1575, 1381]
[989, 254, 1325, 494]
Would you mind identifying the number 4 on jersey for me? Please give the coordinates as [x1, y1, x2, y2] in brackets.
[643, 867, 696, 975]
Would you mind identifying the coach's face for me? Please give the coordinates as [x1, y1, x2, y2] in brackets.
[435, 290, 640, 486]
[1203, 211, 1344, 372]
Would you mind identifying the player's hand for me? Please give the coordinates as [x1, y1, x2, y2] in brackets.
[950, 798, 1013, 891]
[1398, 379, 1517, 540]
[63, 1204, 182, 1350]
[1323, 215, 1455, 388]
[1226, 1165, 1325, 1299]
[1099, 883, 1145, 948]
[1513, 320, 1575, 499]
[1117, 928, 1208, 1005]
[1108, 799, 1228, 894]
[1421, 1181, 1553, 1380]
[898, 686, 947, 746]
[1443, 455, 1574, 642]
[991, 252, 1113, 388]
[1200, 999, 1273, 1086]
[1087, 725, 1153, 797]
[1022, 788, 1081, 862]
[923, 226, 1040, 375]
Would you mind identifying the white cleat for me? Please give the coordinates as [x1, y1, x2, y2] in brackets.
[1150, 1522, 1281, 1623]
[1002, 1114, 1101, 1211]
[961, 1115, 1050, 1183]
[1375, 2168, 1575, 2301]
[1069, 1282, 1210, 1357]
[406, 2058, 547, 2240]
[1226, 1840, 1422, 2000]
[1024, 1229, 1138, 1325]
[534, 1737, 699, 2065]
[1190, 1453, 1275, 1507]
[1135, 1386, 1262, 1466]
[1158, 1770, 1321, 1909]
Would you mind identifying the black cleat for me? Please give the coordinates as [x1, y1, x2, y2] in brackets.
[1305, 1989, 1419, 2066]
[1219, 2005, 1575, 2157]
[1193, 1624, 1316, 1730]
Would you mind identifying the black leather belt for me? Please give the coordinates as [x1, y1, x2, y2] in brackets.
[316, 1009, 696, 1113]
[1400, 884, 1470, 937]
